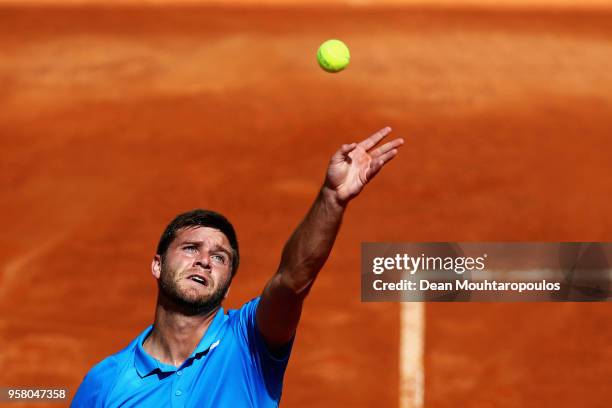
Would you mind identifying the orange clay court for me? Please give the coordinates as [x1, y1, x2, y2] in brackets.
[0, 2, 611, 407]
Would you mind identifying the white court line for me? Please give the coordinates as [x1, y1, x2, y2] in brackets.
[400, 302, 424, 408]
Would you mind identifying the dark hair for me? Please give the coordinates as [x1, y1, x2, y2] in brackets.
[156, 209, 240, 277]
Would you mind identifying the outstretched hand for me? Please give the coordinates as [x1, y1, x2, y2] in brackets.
[325, 127, 404, 205]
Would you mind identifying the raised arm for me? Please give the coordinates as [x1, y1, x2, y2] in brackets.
[256, 127, 404, 349]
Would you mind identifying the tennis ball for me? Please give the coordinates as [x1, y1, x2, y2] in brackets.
[317, 39, 350, 73]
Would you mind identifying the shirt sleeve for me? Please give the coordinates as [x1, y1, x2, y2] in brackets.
[232, 297, 294, 401]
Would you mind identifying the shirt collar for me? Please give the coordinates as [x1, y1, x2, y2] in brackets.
[134, 307, 227, 378]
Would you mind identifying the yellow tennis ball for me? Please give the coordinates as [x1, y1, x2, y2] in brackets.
[317, 39, 350, 73]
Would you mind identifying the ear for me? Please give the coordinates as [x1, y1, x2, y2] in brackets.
[152, 255, 162, 279]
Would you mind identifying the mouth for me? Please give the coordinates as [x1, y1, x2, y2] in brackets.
[186, 274, 209, 287]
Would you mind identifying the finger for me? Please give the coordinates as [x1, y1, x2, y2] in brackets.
[341, 142, 358, 154]
[378, 148, 399, 166]
[367, 150, 398, 180]
[330, 143, 357, 164]
[359, 126, 392, 151]
[370, 138, 404, 158]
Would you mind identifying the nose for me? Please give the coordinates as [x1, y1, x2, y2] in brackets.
[194, 252, 211, 270]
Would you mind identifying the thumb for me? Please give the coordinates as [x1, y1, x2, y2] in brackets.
[330, 143, 357, 165]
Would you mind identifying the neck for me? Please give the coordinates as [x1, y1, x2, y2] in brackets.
[143, 293, 220, 368]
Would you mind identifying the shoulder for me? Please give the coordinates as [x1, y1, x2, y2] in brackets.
[226, 297, 292, 359]
[227, 297, 260, 329]
[71, 356, 120, 407]
[71, 335, 141, 407]
[90, 334, 140, 378]
[229, 297, 260, 316]
[84, 354, 123, 382]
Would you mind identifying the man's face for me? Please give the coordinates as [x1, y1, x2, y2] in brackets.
[153, 226, 233, 314]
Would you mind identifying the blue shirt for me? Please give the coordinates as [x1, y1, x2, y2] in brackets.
[71, 297, 292, 407]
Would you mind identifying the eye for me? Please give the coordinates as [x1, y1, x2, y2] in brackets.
[183, 245, 197, 253]
[211, 254, 227, 264]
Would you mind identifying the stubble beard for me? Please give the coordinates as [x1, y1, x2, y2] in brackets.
[158, 258, 231, 316]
